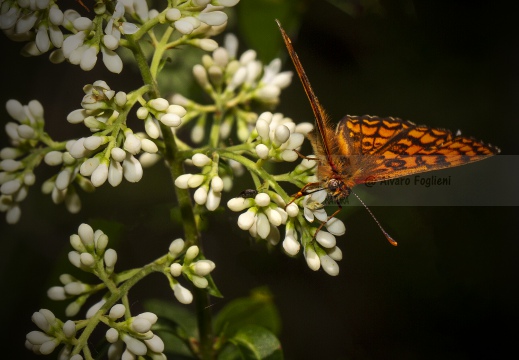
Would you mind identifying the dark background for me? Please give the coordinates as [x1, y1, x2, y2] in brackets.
[1, 1, 518, 359]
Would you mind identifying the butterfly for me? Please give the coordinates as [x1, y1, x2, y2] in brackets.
[275, 20, 500, 245]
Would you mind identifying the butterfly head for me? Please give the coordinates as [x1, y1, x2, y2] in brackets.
[326, 177, 350, 200]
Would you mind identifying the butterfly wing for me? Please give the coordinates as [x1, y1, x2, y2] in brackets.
[335, 115, 500, 184]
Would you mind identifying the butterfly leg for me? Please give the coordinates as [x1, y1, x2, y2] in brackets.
[293, 149, 318, 161]
[285, 182, 322, 209]
[313, 202, 342, 239]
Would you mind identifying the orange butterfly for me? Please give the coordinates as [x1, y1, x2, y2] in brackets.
[276, 20, 500, 245]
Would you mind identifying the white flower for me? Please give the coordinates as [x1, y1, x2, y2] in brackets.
[229, 192, 288, 241]
[105, 2, 139, 46]
[252, 112, 305, 162]
[198, 5, 228, 27]
[62, 32, 86, 58]
[303, 191, 328, 222]
[101, 47, 123, 74]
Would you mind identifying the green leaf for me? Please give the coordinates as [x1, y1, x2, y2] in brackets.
[218, 325, 283, 360]
[143, 298, 198, 357]
[214, 287, 281, 338]
[205, 272, 224, 298]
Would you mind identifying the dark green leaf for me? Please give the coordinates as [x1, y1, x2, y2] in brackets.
[205, 272, 224, 298]
[143, 298, 197, 357]
[214, 287, 281, 338]
[218, 325, 283, 360]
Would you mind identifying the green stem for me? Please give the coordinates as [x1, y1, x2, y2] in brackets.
[72, 256, 170, 357]
[208, 109, 223, 148]
[150, 26, 174, 78]
[218, 150, 291, 201]
[126, 28, 214, 359]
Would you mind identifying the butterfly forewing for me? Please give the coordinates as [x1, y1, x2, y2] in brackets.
[333, 115, 500, 184]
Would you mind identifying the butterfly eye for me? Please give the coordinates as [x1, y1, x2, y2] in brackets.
[328, 178, 342, 192]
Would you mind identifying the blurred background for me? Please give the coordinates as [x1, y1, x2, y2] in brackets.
[1, 0, 518, 359]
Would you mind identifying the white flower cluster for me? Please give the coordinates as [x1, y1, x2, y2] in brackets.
[0, 99, 44, 223]
[299, 191, 346, 276]
[164, 0, 240, 36]
[168, 238, 217, 304]
[0, 0, 63, 45]
[170, 33, 295, 144]
[26, 301, 166, 359]
[0, 0, 134, 73]
[252, 111, 313, 162]
[46, 223, 118, 316]
[25, 308, 81, 358]
[0, 0, 242, 72]
[188, 33, 294, 106]
[228, 188, 346, 276]
[174, 153, 224, 211]
[105, 304, 166, 360]
[136, 97, 187, 139]
[220, 33, 294, 106]
[228, 191, 290, 246]
[66, 81, 171, 187]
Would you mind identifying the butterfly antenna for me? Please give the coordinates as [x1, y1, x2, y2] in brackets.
[352, 191, 398, 246]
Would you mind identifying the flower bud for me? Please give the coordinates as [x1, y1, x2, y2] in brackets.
[169, 238, 185, 257]
[122, 334, 147, 356]
[254, 193, 270, 207]
[315, 230, 336, 248]
[109, 304, 126, 320]
[255, 144, 269, 159]
[192, 260, 215, 276]
[285, 203, 299, 217]
[144, 335, 165, 353]
[192, 153, 211, 167]
[170, 263, 182, 277]
[256, 213, 270, 239]
[227, 197, 253, 212]
[185, 245, 199, 261]
[44, 151, 63, 166]
[148, 98, 169, 111]
[206, 188, 221, 211]
[237, 209, 256, 230]
[304, 247, 320, 271]
[320, 255, 339, 276]
[173, 283, 193, 304]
